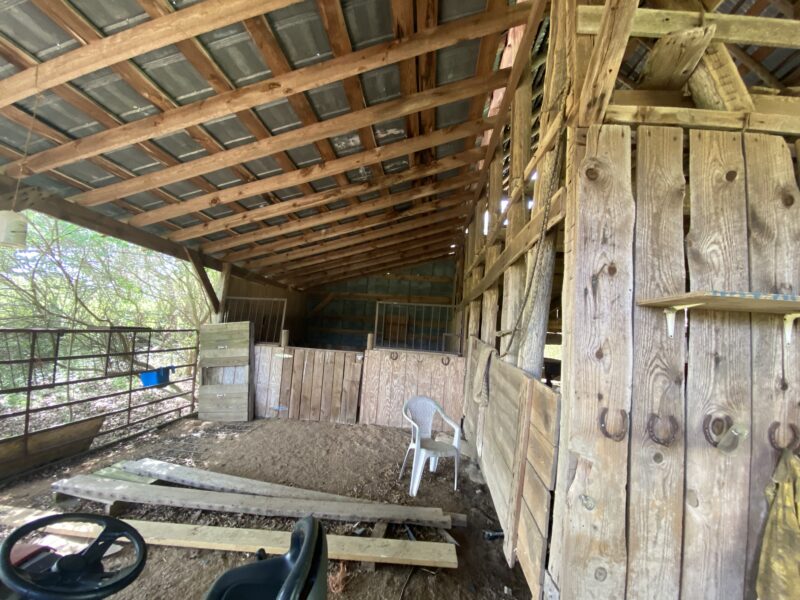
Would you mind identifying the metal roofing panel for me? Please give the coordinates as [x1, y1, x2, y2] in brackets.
[381, 157, 409, 173]
[435, 139, 467, 159]
[330, 132, 364, 156]
[285, 144, 322, 167]
[71, 68, 159, 123]
[69, 0, 146, 33]
[360, 64, 401, 105]
[133, 45, 214, 105]
[0, 55, 15, 80]
[203, 167, 245, 189]
[436, 99, 472, 128]
[305, 81, 351, 119]
[152, 130, 206, 162]
[124, 191, 165, 210]
[202, 114, 255, 148]
[243, 156, 283, 178]
[254, 99, 302, 135]
[93, 202, 130, 220]
[0, 115, 53, 154]
[342, 0, 393, 50]
[273, 186, 304, 200]
[0, 0, 78, 60]
[198, 23, 271, 88]
[23, 173, 81, 198]
[373, 118, 406, 145]
[56, 160, 120, 188]
[437, 40, 480, 84]
[309, 176, 339, 192]
[162, 180, 204, 201]
[103, 145, 161, 176]
[440, 0, 488, 23]
[17, 91, 103, 139]
[267, 0, 331, 69]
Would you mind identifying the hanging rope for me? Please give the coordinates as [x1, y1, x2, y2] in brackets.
[10, 93, 43, 212]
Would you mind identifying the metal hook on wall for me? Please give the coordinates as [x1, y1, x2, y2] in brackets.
[646, 413, 680, 447]
[767, 421, 800, 452]
[599, 407, 628, 442]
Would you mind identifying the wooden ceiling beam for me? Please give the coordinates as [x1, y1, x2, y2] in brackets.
[577, 6, 800, 49]
[262, 224, 463, 279]
[245, 207, 466, 270]
[223, 196, 464, 263]
[169, 149, 482, 243]
[391, 0, 419, 163]
[129, 118, 491, 228]
[638, 26, 715, 90]
[200, 175, 476, 255]
[298, 246, 457, 289]
[283, 238, 458, 282]
[0, 0, 301, 110]
[414, 0, 438, 167]
[0, 4, 527, 180]
[315, 1, 386, 187]
[276, 231, 462, 281]
[66, 70, 506, 207]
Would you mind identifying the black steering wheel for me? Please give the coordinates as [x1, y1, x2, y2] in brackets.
[0, 513, 147, 600]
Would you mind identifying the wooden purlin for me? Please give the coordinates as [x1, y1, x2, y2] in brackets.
[71, 70, 507, 209]
[1, 4, 528, 180]
[169, 150, 483, 243]
[0, 0, 302, 110]
[414, 0, 438, 168]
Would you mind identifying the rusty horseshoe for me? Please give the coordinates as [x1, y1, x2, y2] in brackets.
[599, 408, 628, 442]
[646, 413, 680, 447]
[767, 421, 800, 452]
[702, 414, 733, 448]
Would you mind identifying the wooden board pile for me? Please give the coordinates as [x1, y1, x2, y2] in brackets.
[2, 458, 463, 569]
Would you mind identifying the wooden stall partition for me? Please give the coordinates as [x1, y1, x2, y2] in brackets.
[358, 349, 465, 428]
[253, 346, 362, 424]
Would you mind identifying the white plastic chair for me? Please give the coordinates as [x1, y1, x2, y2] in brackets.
[398, 396, 461, 497]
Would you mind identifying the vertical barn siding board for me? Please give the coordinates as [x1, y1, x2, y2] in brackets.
[682, 129, 751, 600]
[627, 126, 686, 599]
[377, 351, 395, 426]
[279, 348, 294, 419]
[517, 500, 546, 597]
[344, 352, 363, 424]
[331, 352, 346, 423]
[299, 351, 314, 421]
[289, 348, 304, 420]
[389, 352, 408, 428]
[523, 460, 551, 538]
[253, 346, 271, 419]
[320, 351, 335, 422]
[429, 355, 446, 431]
[744, 133, 800, 596]
[360, 350, 381, 424]
[268, 347, 283, 419]
[310, 351, 325, 421]
[561, 124, 634, 599]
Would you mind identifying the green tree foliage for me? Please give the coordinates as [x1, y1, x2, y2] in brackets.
[0, 212, 217, 330]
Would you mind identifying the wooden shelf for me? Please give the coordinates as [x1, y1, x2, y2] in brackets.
[637, 291, 800, 315]
[638, 291, 800, 342]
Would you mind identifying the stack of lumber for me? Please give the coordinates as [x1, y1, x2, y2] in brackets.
[0, 505, 458, 568]
[51, 459, 464, 529]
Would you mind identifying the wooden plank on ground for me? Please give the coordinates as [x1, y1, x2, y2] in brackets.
[52, 475, 452, 528]
[627, 126, 686, 599]
[119, 459, 365, 503]
[743, 133, 800, 597]
[682, 129, 751, 599]
[0, 506, 457, 569]
[362, 520, 389, 572]
[560, 125, 634, 598]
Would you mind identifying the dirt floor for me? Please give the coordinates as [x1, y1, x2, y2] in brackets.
[0, 418, 530, 599]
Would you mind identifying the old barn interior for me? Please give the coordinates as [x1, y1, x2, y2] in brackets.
[0, 0, 799, 598]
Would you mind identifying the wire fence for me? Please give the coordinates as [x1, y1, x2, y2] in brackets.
[222, 297, 286, 344]
[0, 327, 198, 459]
[373, 302, 462, 354]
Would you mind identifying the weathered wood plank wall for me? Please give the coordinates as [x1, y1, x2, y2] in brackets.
[253, 345, 361, 424]
[359, 349, 465, 429]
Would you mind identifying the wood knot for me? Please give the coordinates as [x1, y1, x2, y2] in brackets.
[782, 193, 795, 207]
[585, 167, 599, 181]
[725, 170, 737, 182]
[595, 347, 604, 360]
[607, 263, 617, 276]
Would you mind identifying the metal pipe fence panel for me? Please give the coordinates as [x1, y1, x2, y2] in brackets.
[0, 327, 198, 456]
[222, 297, 286, 344]
[373, 302, 462, 354]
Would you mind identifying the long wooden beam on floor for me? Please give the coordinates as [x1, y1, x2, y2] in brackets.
[246, 209, 466, 270]
[577, 6, 800, 49]
[0, 505, 458, 569]
[129, 118, 490, 229]
[0, 4, 527, 180]
[169, 150, 482, 243]
[64, 71, 506, 207]
[222, 196, 464, 264]
[53, 474, 453, 528]
[0, 0, 301, 110]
